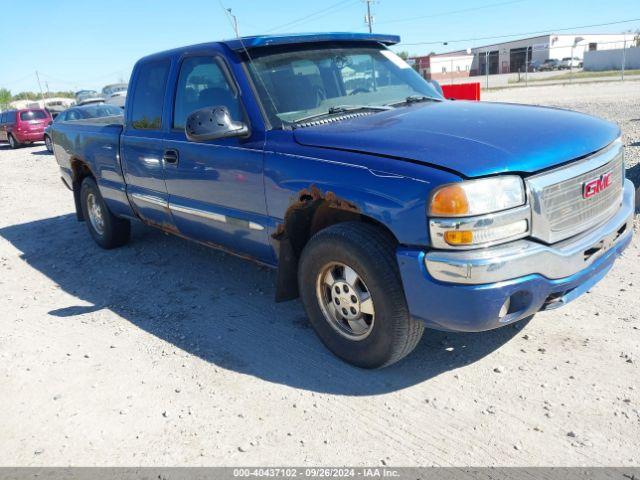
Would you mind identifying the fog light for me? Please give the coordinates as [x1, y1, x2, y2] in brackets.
[442, 220, 528, 247]
[499, 298, 511, 319]
[444, 230, 474, 245]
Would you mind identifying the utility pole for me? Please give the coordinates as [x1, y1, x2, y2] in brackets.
[35, 71, 46, 106]
[524, 47, 529, 87]
[622, 37, 627, 81]
[226, 8, 239, 37]
[364, 0, 374, 33]
[485, 51, 489, 89]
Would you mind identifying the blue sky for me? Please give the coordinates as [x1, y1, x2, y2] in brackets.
[1, 0, 638, 93]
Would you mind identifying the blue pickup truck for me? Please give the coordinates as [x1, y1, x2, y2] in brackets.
[50, 33, 635, 368]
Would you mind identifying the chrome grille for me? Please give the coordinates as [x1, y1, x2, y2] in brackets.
[527, 140, 624, 244]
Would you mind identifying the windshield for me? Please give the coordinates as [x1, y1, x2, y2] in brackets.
[246, 45, 443, 125]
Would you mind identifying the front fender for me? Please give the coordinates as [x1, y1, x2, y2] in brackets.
[264, 134, 461, 246]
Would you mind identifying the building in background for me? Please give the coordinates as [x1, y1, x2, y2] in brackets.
[412, 33, 636, 79]
[584, 46, 640, 71]
[411, 51, 474, 81]
[468, 33, 635, 75]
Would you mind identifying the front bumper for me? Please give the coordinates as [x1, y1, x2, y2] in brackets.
[397, 179, 635, 332]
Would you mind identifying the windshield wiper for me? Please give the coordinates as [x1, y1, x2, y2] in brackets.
[294, 105, 393, 125]
[387, 95, 442, 107]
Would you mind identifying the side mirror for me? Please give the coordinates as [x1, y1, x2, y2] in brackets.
[429, 79, 444, 96]
[185, 106, 249, 142]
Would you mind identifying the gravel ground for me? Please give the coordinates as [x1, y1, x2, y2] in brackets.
[1, 81, 639, 467]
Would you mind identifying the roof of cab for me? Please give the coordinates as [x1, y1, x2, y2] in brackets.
[136, 32, 401, 64]
[221, 32, 401, 50]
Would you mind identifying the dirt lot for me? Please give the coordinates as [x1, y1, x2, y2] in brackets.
[1, 81, 639, 467]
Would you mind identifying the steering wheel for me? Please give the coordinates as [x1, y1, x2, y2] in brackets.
[349, 87, 370, 96]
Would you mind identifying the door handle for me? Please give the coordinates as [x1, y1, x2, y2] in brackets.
[163, 149, 179, 164]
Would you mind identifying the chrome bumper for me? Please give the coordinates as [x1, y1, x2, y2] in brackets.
[425, 179, 635, 285]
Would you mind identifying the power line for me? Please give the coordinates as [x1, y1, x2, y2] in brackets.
[1, 73, 37, 87]
[378, 0, 525, 25]
[399, 17, 640, 46]
[264, 0, 357, 33]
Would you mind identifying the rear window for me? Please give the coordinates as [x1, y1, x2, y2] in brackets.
[20, 110, 48, 121]
[130, 60, 170, 130]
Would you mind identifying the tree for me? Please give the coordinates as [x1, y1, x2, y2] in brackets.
[0, 88, 11, 108]
[397, 51, 410, 61]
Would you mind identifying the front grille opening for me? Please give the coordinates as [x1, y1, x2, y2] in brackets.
[615, 223, 627, 240]
[584, 242, 604, 261]
[542, 291, 567, 310]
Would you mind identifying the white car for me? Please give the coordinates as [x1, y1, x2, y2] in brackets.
[102, 83, 127, 108]
[75, 90, 105, 105]
[559, 57, 582, 70]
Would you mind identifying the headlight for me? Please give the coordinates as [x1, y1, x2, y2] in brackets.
[430, 176, 525, 217]
[429, 176, 530, 249]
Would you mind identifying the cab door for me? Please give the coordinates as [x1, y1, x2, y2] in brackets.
[121, 59, 174, 229]
[163, 53, 272, 263]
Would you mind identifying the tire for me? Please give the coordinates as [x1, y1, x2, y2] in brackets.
[298, 222, 424, 368]
[44, 135, 53, 153]
[80, 177, 130, 249]
[8, 134, 20, 149]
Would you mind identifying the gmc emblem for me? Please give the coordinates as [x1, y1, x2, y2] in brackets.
[582, 171, 613, 199]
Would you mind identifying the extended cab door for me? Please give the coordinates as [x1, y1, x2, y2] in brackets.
[121, 59, 174, 229]
[163, 52, 273, 263]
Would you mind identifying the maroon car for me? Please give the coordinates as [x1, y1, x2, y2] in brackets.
[0, 108, 52, 148]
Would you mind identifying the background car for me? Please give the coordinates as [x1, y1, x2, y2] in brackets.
[538, 58, 561, 71]
[0, 108, 52, 149]
[527, 59, 541, 72]
[75, 89, 105, 106]
[102, 83, 128, 108]
[44, 104, 123, 152]
[558, 57, 582, 70]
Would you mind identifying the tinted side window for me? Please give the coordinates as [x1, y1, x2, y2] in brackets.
[66, 110, 82, 121]
[130, 60, 170, 130]
[173, 56, 241, 129]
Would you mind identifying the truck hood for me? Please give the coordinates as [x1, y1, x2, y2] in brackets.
[293, 101, 620, 178]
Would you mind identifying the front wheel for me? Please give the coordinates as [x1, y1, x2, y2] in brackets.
[44, 135, 53, 153]
[298, 222, 424, 368]
[80, 177, 131, 249]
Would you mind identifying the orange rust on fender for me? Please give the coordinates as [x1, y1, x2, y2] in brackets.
[272, 184, 360, 240]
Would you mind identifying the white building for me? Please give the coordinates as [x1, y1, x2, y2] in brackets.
[411, 51, 474, 81]
[469, 33, 635, 75]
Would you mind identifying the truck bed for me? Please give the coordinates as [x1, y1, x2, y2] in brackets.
[51, 116, 130, 218]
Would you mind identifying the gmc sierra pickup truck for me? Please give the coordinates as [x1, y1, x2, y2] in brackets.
[51, 33, 635, 368]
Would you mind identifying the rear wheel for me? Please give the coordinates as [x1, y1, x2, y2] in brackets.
[298, 222, 424, 368]
[80, 177, 130, 249]
[44, 135, 53, 153]
[8, 134, 19, 149]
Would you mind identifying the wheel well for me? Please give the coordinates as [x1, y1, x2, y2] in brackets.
[274, 188, 398, 302]
[71, 160, 95, 221]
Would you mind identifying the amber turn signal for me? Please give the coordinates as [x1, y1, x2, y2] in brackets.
[430, 184, 469, 216]
[444, 230, 473, 245]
